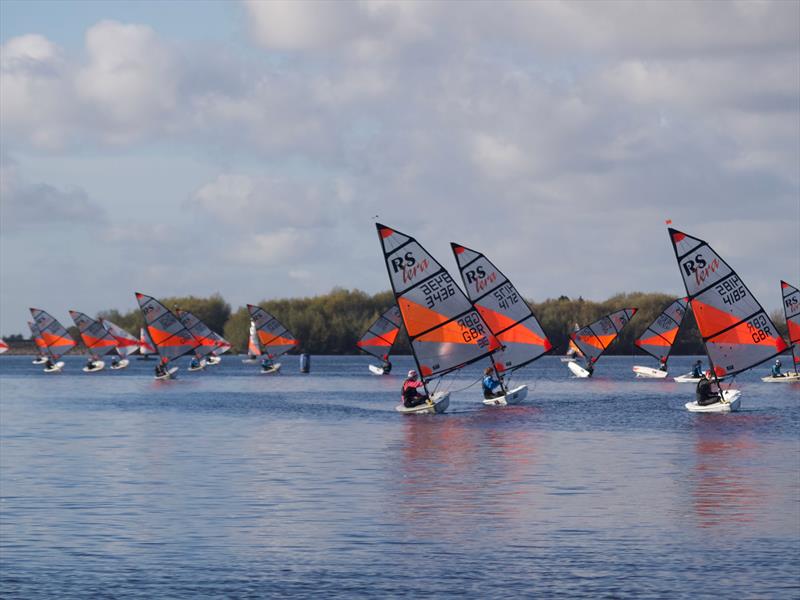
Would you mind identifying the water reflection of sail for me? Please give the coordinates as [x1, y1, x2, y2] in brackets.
[691, 430, 761, 530]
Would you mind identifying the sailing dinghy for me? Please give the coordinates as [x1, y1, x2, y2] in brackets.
[761, 281, 800, 382]
[632, 298, 689, 378]
[357, 306, 403, 375]
[247, 305, 298, 374]
[567, 309, 637, 377]
[99, 318, 139, 369]
[29, 308, 76, 372]
[668, 227, 789, 412]
[376, 224, 502, 414]
[176, 309, 221, 371]
[135, 293, 199, 380]
[69, 310, 118, 372]
[206, 331, 231, 365]
[451, 242, 552, 405]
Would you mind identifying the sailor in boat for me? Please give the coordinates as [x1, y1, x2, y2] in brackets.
[695, 371, 722, 406]
[85, 358, 97, 370]
[482, 367, 504, 400]
[261, 354, 275, 372]
[155, 358, 168, 378]
[585, 357, 596, 377]
[44, 357, 54, 370]
[190, 356, 201, 370]
[659, 357, 668, 371]
[770, 359, 785, 378]
[691, 360, 703, 378]
[381, 354, 392, 374]
[111, 356, 120, 368]
[402, 370, 430, 408]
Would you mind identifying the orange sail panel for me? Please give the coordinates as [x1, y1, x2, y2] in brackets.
[139, 327, 157, 356]
[247, 305, 298, 358]
[634, 297, 689, 363]
[357, 306, 402, 360]
[29, 308, 76, 358]
[570, 309, 637, 364]
[668, 227, 788, 377]
[0, 340, 8, 354]
[781, 281, 799, 372]
[246, 320, 261, 357]
[135, 293, 199, 363]
[376, 224, 499, 380]
[69, 310, 118, 358]
[28, 321, 48, 356]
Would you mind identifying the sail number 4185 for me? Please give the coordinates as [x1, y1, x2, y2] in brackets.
[716, 275, 746, 306]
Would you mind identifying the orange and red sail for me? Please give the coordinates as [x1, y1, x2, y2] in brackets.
[451, 242, 552, 373]
[357, 306, 402, 360]
[781, 280, 799, 372]
[69, 310, 118, 359]
[176, 309, 221, 359]
[634, 297, 689, 363]
[100, 318, 140, 358]
[570, 309, 637, 364]
[29, 308, 76, 358]
[668, 227, 788, 378]
[247, 305, 298, 358]
[135, 293, 199, 363]
[376, 223, 500, 380]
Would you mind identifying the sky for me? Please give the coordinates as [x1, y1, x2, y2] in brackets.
[1, 0, 798, 336]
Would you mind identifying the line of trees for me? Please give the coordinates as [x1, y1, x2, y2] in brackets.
[9, 288, 790, 356]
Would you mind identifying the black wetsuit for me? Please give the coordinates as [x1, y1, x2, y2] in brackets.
[696, 378, 720, 406]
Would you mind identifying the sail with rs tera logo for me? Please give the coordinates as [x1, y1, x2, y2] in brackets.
[667, 227, 787, 378]
[376, 223, 500, 386]
[451, 242, 552, 373]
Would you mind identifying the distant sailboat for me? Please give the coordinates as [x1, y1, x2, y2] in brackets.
[451, 242, 552, 405]
[206, 330, 232, 365]
[247, 305, 298, 374]
[241, 320, 262, 364]
[28, 321, 48, 364]
[29, 308, 76, 372]
[138, 326, 157, 360]
[99, 318, 139, 369]
[376, 223, 501, 414]
[176, 308, 220, 371]
[668, 227, 789, 411]
[69, 310, 117, 372]
[135, 293, 199, 380]
[567, 309, 637, 378]
[632, 298, 689, 378]
[761, 281, 800, 382]
[357, 306, 402, 375]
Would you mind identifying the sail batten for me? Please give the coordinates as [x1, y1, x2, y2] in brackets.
[376, 224, 500, 381]
[668, 227, 788, 377]
[451, 242, 552, 373]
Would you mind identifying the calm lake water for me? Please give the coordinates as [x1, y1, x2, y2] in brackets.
[1, 354, 798, 598]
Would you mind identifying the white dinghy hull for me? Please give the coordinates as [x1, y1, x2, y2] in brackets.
[369, 364, 387, 376]
[260, 363, 281, 375]
[187, 359, 207, 372]
[633, 365, 668, 378]
[567, 361, 591, 378]
[483, 384, 528, 406]
[685, 389, 742, 413]
[206, 356, 221, 365]
[82, 360, 106, 373]
[44, 361, 65, 373]
[155, 366, 179, 381]
[761, 373, 800, 383]
[396, 391, 449, 415]
[110, 359, 129, 370]
[674, 373, 701, 383]
[33, 357, 48, 365]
